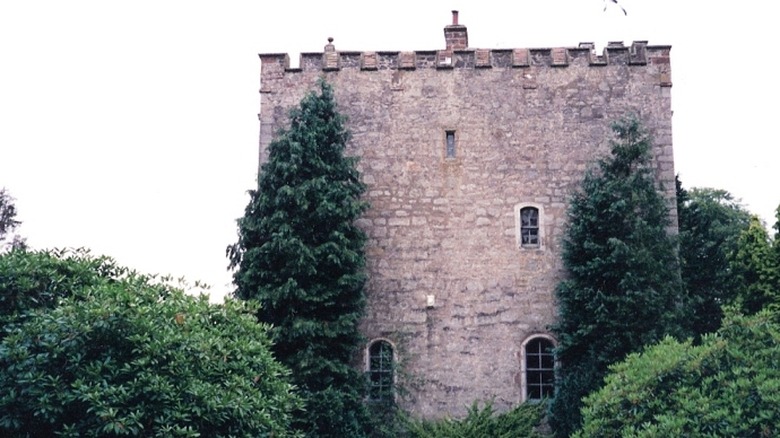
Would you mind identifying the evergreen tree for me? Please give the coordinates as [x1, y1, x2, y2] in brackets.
[228, 80, 370, 437]
[0, 188, 26, 252]
[676, 180, 751, 338]
[550, 118, 683, 437]
[732, 216, 778, 315]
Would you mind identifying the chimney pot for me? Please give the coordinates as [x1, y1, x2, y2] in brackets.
[444, 11, 468, 50]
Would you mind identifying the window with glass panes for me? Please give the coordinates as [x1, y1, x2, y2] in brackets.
[525, 337, 554, 400]
[520, 207, 539, 247]
[368, 340, 394, 401]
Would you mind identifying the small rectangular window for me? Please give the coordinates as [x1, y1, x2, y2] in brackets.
[521, 207, 540, 247]
[445, 131, 456, 158]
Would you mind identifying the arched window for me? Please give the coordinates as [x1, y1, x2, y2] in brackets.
[521, 335, 555, 401]
[367, 340, 394, 401]
[520, 207, 540, 247]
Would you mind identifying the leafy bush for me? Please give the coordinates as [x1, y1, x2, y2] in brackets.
[575, 310, 780, 437]
[0, 251, 301, 437]
[0, 248, 124, 331]
[405, 400, 547, 438]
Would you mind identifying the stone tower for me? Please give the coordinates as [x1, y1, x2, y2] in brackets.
[257, 11, 674, 418]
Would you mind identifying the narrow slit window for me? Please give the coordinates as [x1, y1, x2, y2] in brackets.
[520, 207, 539, 247]
[445, 130, 456, 158]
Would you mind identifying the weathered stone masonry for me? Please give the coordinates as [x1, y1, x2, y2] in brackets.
[257, 13, 674, 418]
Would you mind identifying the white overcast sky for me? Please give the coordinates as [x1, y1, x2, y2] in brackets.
[1, 1, 778, 302]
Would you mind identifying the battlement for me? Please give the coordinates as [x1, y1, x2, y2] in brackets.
[260, 41, 670, 76]
[259, 10, 671, 89]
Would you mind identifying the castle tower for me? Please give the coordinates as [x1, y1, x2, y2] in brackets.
[257, 13, 674, 418]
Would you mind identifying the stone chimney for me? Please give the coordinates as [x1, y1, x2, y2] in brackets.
[444, 10, 468, 50]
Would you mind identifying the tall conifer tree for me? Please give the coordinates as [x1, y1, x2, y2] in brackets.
[228, 80, 370, 437]
[550, 118, 683, 437]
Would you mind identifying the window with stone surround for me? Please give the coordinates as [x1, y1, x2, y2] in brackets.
[514, 203, 544, 249]
[367, 339, 395, 401]
[520, 335, 556, 402]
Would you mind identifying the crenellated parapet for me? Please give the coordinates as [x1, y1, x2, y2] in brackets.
[259, 40, 672, 89]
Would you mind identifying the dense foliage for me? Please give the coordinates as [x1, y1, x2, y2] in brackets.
[550, 118, 683, 437]
[676, 181, 752, 337]
[0, 248, 122, 332]
[0, 250, 301, 437]
[406, 401, 547, 438]
[228, 80, 370, 436]
[575, 311, 780, 437]
[732, 215, 780, 316]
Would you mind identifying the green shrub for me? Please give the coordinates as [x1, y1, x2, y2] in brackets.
[0, 248, 124, 331]
[575, 310, 780, 437]
[405, 400, 547, 438]
[0, 251, 301, 437]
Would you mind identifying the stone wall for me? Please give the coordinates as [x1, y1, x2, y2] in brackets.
[257, 24, 674, 418]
